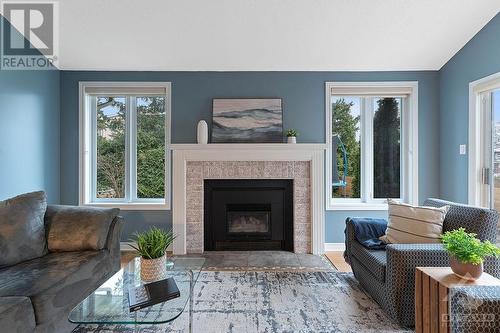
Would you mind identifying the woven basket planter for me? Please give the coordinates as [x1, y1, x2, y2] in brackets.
[140, 254, 167, 282]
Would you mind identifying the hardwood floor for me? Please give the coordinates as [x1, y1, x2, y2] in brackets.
[325, 251, 352, 272]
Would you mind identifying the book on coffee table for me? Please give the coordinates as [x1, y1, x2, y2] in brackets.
[128, 277, 180, 312]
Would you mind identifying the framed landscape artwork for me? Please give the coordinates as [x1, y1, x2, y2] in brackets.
[211, 98, 283, 143]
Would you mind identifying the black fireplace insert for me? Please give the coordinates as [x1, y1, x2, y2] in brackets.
[204, 179, 293, 251]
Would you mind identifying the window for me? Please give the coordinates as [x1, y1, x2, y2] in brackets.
[468, 72, 500, 208]
[325, 82, 418, 210]
[79, 82, 171, 209]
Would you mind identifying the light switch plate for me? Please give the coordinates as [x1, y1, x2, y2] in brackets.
[460, 144, 467, 155]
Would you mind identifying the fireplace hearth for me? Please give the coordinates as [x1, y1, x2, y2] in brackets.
[204, 179, 293, 251]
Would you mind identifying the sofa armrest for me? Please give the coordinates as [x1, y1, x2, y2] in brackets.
[385, 244, 450, 326]
[45, 205, 120, 252]
[386, 243, 450, 267]
[105, 216, 124, 271]
[0, 297, 36, 333]
[344, 217, 388, 263]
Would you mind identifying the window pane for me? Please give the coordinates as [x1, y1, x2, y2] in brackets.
[136, 96, 166, 199]
[96, 97, 126, 199]
[331, 97, 361, 199]
[373, 97, 401, 198]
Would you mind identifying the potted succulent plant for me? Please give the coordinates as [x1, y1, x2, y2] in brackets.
[129, 227, 176, 282]
[286, 129, 298, 144]
[441, 228, 500, 280]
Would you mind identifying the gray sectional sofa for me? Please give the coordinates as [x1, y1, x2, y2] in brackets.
[344, 198, 500, 327]
[0, 191, 123, 333]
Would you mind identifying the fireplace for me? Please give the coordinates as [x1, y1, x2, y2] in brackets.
[204, 179, 293, 251]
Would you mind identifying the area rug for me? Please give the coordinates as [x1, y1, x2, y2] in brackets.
[73, 271, 411, 333]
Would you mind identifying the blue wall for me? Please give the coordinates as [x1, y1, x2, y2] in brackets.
[439, 12, 500, 203]
[0, 17, 60, 203]
[2, 12, 497, 244]
[60, 71, 440, 242]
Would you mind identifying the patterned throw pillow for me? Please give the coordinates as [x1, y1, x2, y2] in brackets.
[380, 200, 449, 244]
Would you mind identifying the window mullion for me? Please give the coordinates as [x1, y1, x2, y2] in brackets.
[128, 96, 138, 202]
[359, 97, 366, 202]
[90, 96, 98, 202]
[124, 97, 131, 203]
[401, 98, 408, 203]
[366, 97, 375, 201]
[364, 97, 374, 203]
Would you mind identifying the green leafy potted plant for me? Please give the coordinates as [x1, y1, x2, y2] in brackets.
[441, 228, 500, 280]
[129, 227, 176, 282]
[286, 129, 298, 144]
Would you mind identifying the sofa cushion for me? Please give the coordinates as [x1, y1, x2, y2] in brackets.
[0, 251, 113, 325]
[45, 205, 119, 251]
[350, 240, 387, 282]
[0, 296, 36, 333]
[424, 198, 499, 243]
[0, 191, 47, 268]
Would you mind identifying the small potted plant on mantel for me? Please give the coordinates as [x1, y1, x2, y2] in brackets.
[129, 227, 176, 282]
[286, 129, 298, 144]
[441, 228, 500, 280]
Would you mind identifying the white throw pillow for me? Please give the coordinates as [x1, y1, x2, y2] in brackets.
[380, 200, 449, 244]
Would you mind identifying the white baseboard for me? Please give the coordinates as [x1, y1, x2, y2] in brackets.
[324, 243, 345, 252]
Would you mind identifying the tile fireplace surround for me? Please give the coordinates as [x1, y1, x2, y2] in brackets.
[171, 144, 326, 255]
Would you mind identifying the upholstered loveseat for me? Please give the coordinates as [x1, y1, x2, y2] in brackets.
[0, 191, 123, 333]
[344, 198, 500, 327]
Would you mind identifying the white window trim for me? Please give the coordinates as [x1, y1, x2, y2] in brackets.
[468, 71, 500, 207]
[79, 81, 172, 210]
[325, 81, 419, 211]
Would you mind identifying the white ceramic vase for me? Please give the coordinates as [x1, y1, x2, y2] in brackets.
[287, 136, 297, 144]
[197, 120, 208, 144]
[140, 254, 167, 282]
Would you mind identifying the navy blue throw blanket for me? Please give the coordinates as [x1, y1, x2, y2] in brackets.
[347, 217, 388, 250]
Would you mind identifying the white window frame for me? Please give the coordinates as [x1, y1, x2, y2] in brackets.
[79, 81, 171, 210]
[325, 81, 419, 210]
[468, 71, 500, 207]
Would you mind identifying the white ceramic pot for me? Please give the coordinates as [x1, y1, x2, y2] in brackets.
[197, 120, 208, 144]
[140, 254, 167, 282]
[287, 136, 297, 144]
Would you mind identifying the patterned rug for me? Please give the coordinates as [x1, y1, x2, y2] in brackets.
[73, 271, 411, 333]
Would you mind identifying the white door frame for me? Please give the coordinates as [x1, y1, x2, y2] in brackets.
[468, 72, 500, 206]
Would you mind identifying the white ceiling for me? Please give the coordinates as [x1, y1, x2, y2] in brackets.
[56, 0, 499, 71]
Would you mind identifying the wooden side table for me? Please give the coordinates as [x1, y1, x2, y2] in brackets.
[415, 267, 500, 333]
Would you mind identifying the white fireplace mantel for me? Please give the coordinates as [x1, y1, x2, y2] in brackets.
[171, 143, 327, 255]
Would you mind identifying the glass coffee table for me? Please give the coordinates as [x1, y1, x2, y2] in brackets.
[69, 257, 205, 333]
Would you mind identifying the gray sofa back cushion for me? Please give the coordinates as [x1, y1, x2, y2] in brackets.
[423, 198, 499, 242]
[45, 205, 119, 251]
[0, 191, 47, 268]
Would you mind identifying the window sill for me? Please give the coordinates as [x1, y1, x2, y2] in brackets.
[81, 202, 171, 211]
[326, 202, 389, 211]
